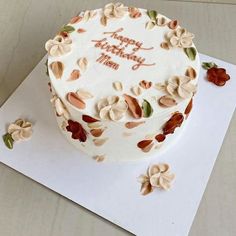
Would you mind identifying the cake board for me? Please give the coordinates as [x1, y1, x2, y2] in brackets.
[0, 53, 235, 236]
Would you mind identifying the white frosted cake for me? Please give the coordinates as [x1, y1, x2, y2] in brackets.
[45, 3, 200, 161]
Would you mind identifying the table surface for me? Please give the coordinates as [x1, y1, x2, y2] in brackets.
[0, 1, 235, 235]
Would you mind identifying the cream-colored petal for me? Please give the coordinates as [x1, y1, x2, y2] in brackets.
[170, 36, 180, 47]
[137, 174, 149, 184]
[97, 98, 109, 110]
[99, 106, 111, 120]
[158, 163, 170, 172]
[107, 96, 118, 105]
[113, 100, 128, 112]
[8, 124, 21, 134]
[11, 130, 21, 141]
[140, 182, 153, 195]
[109, 109, 123, 121]
[148, 165, 161, 177]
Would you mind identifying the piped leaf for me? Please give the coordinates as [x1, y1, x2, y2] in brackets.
[183, 47, 197, 61]
[60, 25, 75, 33]
[202, 62, 218, 70]
[142, 100, 153, 118]
[147, 10, 157, 21]
[3, 133, 14, 149]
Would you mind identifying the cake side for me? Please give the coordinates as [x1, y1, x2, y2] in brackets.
[45, 3, 200, 161]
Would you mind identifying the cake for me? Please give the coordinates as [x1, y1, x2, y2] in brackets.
[45, 3, 200, 161]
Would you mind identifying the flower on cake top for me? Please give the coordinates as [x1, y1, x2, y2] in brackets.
[166, 28, 194, 48]
[103, 2, 127, 19]
[8, 119, 33, 142]
[166, 76, 197, 99]
[97, 96, 128, 121]
[50, 95, 70, 120]
[45, 35, 72, 57]
[138, 163, 175, 195]
[66, 120, 87, 142]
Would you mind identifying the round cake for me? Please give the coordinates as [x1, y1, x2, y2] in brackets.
[45, 3, 200, 161]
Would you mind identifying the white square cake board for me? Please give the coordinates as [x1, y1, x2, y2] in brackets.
[0, 54, 235, 236]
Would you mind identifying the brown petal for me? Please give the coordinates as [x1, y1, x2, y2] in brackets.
[158, 95, 177, 107]
[77, 28, 86, 33]
[184, 98, 193, 118]
[82, 115, 99, 123]
[160, 42, 169, 50]
[50, 61, 64, 79]
[125, 121, 145, 129]
[67, 69, 80, 81]
[90, 128, 105, 137]
[137, 140, 153, 149]
[139, 80, 152, 89]
[93, 138, 108, 146]
[163, 112, 184, 135]
[70, 16, 82, 24]
[168, 20, 179, 29]
[140, 182, 153, 195]
[123, 94, 142, 119]
[155, 134, 166, 142]
[185, 67, 197, 79]
[93, 155, 105, 162]
[100, 15, 107, 26]
[67, 92, 86, 109]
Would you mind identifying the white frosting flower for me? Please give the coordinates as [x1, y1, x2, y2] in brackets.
[97, 96, 128, 121]
[50, 95, 70, 120]
[45, 35, 72, 57]
[103, 2, 127, 19]
[8, 119, 33, 141]
[166, 76, 197, 99]
[166, 28, 194, 48]
[138, 163, 175, 195]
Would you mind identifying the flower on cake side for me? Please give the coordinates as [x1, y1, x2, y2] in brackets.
[97, 96, 128, 121]
[2, 119, 33, 149]
[138, 163, 175, 195]
[100, 2, 128, 26]
[66, 120, 87, 142]
[45, 35, 72, 57]
[202, 62, 230, 86]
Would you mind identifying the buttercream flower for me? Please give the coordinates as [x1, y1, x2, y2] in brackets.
[166, 28, 194, 48]
[166, 76, 197, 99]
[207, 67, 230, 86]
[7, 119, 33, 142]
[45, 35, 72, 57]
[97, 96, 128, 121]
[138, 163, 175, 195]
[103, 2, 127, 19]
[66, 120, 87, 142]
[50, 95, 70, 120]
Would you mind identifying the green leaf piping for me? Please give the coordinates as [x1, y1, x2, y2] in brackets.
[183, 47, 197, 61]
[2, 133, 14, 149]
[60, 25, 75, 33]
[147, 10, 157, 22]
[142, 99, 153, 118]
[202, 62, 218, 70]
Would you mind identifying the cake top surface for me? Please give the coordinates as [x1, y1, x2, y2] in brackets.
[46, 3, 200, 122]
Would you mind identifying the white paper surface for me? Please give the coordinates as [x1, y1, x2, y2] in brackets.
[0, 54, 235, 236]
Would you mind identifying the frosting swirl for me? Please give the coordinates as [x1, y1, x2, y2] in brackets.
[8, 119, 33, 141]
[166, 28, 194, 48]
[166, 76, 197, 99]
[97, 96, 128, 121]
[103, 2, 127, 19]
[45, 35, 72, 57]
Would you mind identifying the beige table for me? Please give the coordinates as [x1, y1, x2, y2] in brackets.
[0, 1, 235, 235]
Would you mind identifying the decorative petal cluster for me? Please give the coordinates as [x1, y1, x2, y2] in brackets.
[166, 76, 197, 99]
[166, 28, 194, 48]
[207, 67, 230, 86]
[45, 35, 72, 57]
[103, 2, 127, 19]
[50, 95, 70, 120]
[66, 120, 87, 142]
[97, 96, 128, 121]
[138, 163, 175, 195]
[8, 119, 33, 141]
